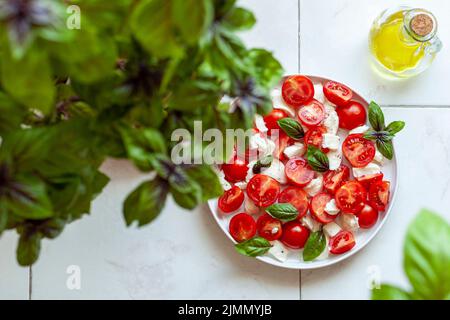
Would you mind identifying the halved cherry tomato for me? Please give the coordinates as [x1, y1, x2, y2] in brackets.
[356, 172, 384, 190]
[323, 165, 350, 194]
[285, 158, 315, 187]
[356, 204, 379, 229]
[263, 109, 288, 133]
[246, 174, 281, 207]
[336, 100, 367, 130]
[310, 192, 336, 224]
[222, 157, 248, 183]
[335, 181, 367, 214]
[304, 126, 328, 152]
[229, 213, 257, 242]
[280, 221, 310, 249]
[298, 99, 325, 127]
[273, 132, 292, 160]
[369, 181, 390, 211]
[323, 81, 353, 107]
[330, 231, 356, 254]
[282, 75, 314, 107]
[218, 186, 245, 213]
[278, 187, 309, 218]
[257, 214, 283, 241]
[342, 134, 376, 168]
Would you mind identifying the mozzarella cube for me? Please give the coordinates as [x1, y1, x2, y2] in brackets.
[352, 162, 381, 178]
[324, 109, 339, 135]
[283, 143, 306, 159]
[313, 83, 325, 103]
[349, 125, 370, 135]
[249, 135, 276, 159]
[325, 199, 340, 215]
[235, 181, 247, 189]
[244, 195, 260, 215]
[261, 158, 287, 184]
[271, 88, 296, 117]
[246, 160, 256, 182]
[327, 150, 342, 170]
[336, 214, 359, 231]
[323, 222, 342, 238]
[267, 240, 288, 262]
[301, 215, 322, 232]
[254, 114, 268, 133]
[304, 175, 323, 197]
[373, 150, 385, 165]
[322, 134, 340, 150]
[213, 166, 232, 191]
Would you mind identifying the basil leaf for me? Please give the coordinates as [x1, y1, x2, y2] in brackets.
[372, 285, 412, 300]
[185, 165, 223, 201]
[265, 203, 298, 222]
[368, 101, 385, 131]
[386, 121, 405, 135]
[17, 232, 42, 267]
[376, 140, 394, 160]
[303, 231, 327, 262]
[307, 145, 329, 172]
[404, 210, 450, 299]
[253, 155, 273, 174]
[363, 130, 394, 142]
[235, 237, 272, 257]
[277, 118, 304, 140]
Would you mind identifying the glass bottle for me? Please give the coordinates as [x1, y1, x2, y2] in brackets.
[369, 7, 442, 79]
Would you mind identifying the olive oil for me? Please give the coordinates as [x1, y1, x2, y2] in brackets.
[369, 7, 442, 79]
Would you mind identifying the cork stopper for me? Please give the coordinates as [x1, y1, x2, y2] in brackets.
[410, 13, 434, 37]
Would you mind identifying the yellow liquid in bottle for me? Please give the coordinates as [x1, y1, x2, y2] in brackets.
[370, 10, 425, 74]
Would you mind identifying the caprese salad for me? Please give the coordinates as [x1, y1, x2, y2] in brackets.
[215, 75, 405, 263]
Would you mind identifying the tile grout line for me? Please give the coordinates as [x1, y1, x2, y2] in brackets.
[381, 105, 450, 108]
[28, 266, 32, 300]
[298, 0, 302, 301]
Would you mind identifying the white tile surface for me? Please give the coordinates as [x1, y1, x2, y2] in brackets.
[0, 232, 29, 299]
[300, 0, 450, 106]
[31, 160, 300, 299]
[301, 108, 450, 299]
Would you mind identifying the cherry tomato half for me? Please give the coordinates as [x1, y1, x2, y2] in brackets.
[310, 192, 336, 224]
[356, 204, 379, 229]
[282, 75, 314, 107]
[278, 187, 309, 218]
[323, 165, 350, 194]
[323, 81, 353, 107]
[264, 109, 288, 133]
[298, 99, 325, 127]
[335, 181, 367, 214]
[369, 181, 390, 212]
[356, 172, 384, 190]
[229, 213, 257, 242]
[257, 214, 283, 241]
[285, 158, 315, 187]
[222, 157, 248, 183]
[246, 174, 281, 207]
[329, 231, 356, 254]
[218, 186, 245, 213]
[342, 134, 376, 168]
[336, 100, 367, 130]
[304, 126, 328, 152]
[280, 221, 310, 249]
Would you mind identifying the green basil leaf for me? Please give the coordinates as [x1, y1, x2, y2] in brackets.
[368, 101, 385, 131]
[17, 232, 42, 266]
[277, 118, 304, 140]
[170, 182, 202, 210]
[307, 145, 329, 172]
[404, 210, 450, 299]
[303, 231, 327, 262]
[253, 155, 273, 174]
[265, 203, 298, 222]
[172, 0, 213, 44]
[223, 7, 256, 31]
[244, 49, 284, 90]
[0, 202, 8, 235]
[376, 140, 394, 160]
[185, 165, 223, 201]
[386, 121, 406, 135]
[371, 284, 412, 300]
[235, 237, 272, 257]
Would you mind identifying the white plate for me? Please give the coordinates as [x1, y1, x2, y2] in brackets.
[208, 75, 398, 269]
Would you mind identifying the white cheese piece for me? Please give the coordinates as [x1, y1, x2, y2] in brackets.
[349, 125, 370, 135]
[325, 199, 340, 216]
[352, 162, 381, 178]
[323, 222, 342, 238]
[313, 83, 325, 103]
[270, 88, 296, 117]
[283, 143, 306, 159]
[304, 175, 323, 197]
[373, 149, 385, 165]
[322, 133, 340, 150]
[254, 114, 268, 133]
[327, 150, 342, 170]
[235, 181, 247, 189]
[245, 160, 257, 182]
[301, 215, 322, 232]
[267, 240, 288, 262]
[244, 195, 260, 214]
[249, 134, 276, 159]
[336, 214, 359, 231]
[323, 109, 339, 135]
[261, 158, 287, 184]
